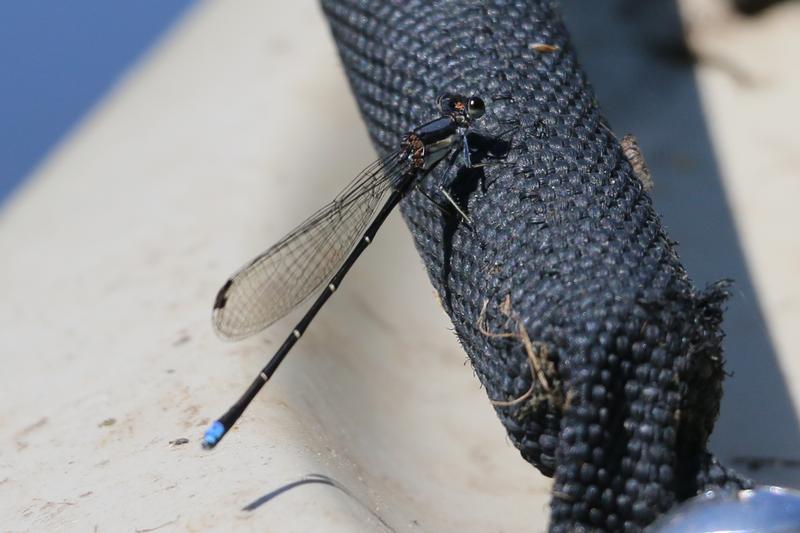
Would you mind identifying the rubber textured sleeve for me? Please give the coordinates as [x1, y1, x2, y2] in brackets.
[321, 1, 754, 531]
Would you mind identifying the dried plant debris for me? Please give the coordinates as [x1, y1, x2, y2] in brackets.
[478, 295, 562, 409]
[529, 43, 560, 53]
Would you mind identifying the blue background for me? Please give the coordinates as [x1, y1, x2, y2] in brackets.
[0, 1, 194, 204]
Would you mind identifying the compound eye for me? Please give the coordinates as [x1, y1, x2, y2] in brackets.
[467, 96, 485, 120]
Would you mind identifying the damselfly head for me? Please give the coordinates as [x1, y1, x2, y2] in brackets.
[437, 93, 486, 123]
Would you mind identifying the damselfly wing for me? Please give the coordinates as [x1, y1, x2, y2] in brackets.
[212, 151, 406, 340]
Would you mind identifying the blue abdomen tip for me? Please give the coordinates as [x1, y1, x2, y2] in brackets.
[202, 420, 225, 449]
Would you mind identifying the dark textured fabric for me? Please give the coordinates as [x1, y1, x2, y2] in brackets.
[321, 1, 753, 530]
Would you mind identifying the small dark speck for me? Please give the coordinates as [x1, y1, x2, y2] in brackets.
[172, 334, 191, 347]
[169, 437, 190, 446]
[17, 416, 48, 436]
[648, 40, 697, 66]
[411, 519, 420, 527]
[734, 0, 786, 15]
[98, 418, 116, 428]
[166, 369, 175, 374]
[80, 491, 93, 498]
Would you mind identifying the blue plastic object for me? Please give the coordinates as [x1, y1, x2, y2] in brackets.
[650, 486, 800, 532]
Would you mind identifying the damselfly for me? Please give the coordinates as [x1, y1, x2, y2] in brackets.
[203, 94, 489, 449]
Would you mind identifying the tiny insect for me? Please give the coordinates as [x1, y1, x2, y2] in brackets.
[203, 94, 489, 449]
[620, 134, 653, 191]
[600, 123, 654, 192]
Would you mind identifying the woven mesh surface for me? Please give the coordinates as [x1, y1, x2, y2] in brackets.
[321, 1, 753, 530]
